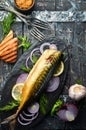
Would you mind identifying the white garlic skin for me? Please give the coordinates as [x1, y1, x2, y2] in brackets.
[68, 84, 86, 101]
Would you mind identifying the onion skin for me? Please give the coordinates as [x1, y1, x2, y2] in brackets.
[18, 102, 39, 126]
[49, 44, 57, 50]
[46, 77, 60, 92]
[25, 56, 30, 68]
[19, 112, 38, 121]
[16, 73, 28, 83]
[57, 104, 78, 122]
[57, 109, 67, 121]
[18, 117, 32, 125]
[18, 112, 38, 126]
[22, 111, 35, 117]
[40, 43, 50, 54]
[27, 102, 39, 114]
[68, 84, 86, 101]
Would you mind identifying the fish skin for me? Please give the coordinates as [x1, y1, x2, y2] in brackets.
[18, 49, 62, 113]
[0, 49, 62, 130]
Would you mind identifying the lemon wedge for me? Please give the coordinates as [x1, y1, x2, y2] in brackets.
[54, 61, 64, 77]
[12, 83, 24, 101]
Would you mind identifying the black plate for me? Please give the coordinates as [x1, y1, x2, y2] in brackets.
[0, 37, 70, 130]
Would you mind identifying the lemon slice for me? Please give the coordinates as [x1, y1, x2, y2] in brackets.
[54, 61, 64, 77]
[12, 83, 24, 101]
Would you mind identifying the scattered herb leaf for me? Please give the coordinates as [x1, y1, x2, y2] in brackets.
[39, 93, 48, 115]
[76, 79, 82, 85]
[18, 36, 31, 51]
[63, 52, 68, 59]
[51, 99, 63, 116]
[2, 13, 16, 38]
[21, 65, 31, 73]
[32, 54, 38, 64]
[0, 100, 20, 111]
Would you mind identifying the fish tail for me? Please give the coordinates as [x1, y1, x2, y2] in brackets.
[0, 113, 17, 130]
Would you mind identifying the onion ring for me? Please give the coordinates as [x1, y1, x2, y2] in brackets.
[40, 42, 50, 54]
[27, 102, 39, 114]
[49, 44, 58, 50]
[25, 55, 30, 68]
[19, 112, 38, 121]
[18, 117, 32, 125]
[46, 77, 60, 92]
[29, 48, 40, 63]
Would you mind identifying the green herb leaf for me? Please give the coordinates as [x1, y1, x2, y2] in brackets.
[32, 54, 38, 64]
[76, 79, 82, 85]
[39, 93, 48, 115]
[2, 13, 16, 38]
[0, 100, 20, 111]
[63, 52, 68, 59]
[51, 99, 63, 116]
[21, 65, 31, 73]
[18, 36, 31, 51]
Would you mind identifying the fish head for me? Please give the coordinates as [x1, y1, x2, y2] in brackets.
[44, 49, 62, 64]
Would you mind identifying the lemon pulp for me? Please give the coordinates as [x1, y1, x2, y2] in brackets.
[12, 83, 24, 101]
[54, 61, 64, 77]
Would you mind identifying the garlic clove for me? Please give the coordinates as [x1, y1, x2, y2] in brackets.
[68, 84, 86, 101]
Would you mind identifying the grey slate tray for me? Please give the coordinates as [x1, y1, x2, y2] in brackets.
[0, 37, 70, 130]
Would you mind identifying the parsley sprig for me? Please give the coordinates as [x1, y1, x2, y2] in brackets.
[0, 100, 20, 111]
[18, 36, 31, 51]
[51, 99, 63, 116]
[32, 54, 38, 64]
[21, 65, 31, 73]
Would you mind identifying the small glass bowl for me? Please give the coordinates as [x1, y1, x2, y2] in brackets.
[14, 0, 35, 14]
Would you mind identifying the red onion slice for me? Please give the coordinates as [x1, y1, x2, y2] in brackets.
[16, 73, 28, 83]
[19, 112, 38, 121]
[25, 55, 30, 68]
[67, 104, 78, 116]
[18, 117, 32, 125]
[27, 102, 39, 114]
[57, 109, 67, 121]
[65, 110, 76, 121]
[49, 44, 58, 50]
[57, 104, 78, 122]
[30, 48, 40, 63]
[46, 77, 60, 92]
[40, 42, 50, 53]
[22, 111, 35, 117]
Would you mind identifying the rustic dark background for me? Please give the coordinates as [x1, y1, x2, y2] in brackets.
[0, 0, 86, 130]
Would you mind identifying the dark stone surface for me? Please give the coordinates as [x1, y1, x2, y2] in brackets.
[34, 0, 56, 11]
[0, 0, 86, 130]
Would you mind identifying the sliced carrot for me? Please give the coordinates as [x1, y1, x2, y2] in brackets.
[0, 45, 18, 57]
[4, 58, 17, 63]
[0, 30, 19, 63]
[0, 30, 13, 47]
[1, 51, 17, 60]
[4, 55, 17, 62]
[9, 59, 17, 63]
[0, 37, 18, 51]
[7, 41, 18, 50]
[0, 38, 18, 56]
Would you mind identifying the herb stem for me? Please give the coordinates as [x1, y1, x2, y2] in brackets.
[18, 36, 31, 51]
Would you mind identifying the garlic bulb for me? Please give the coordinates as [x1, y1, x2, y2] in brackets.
[68, 84, 86, 101]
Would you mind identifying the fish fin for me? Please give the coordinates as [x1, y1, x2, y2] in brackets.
[9, 119, 16, 130]
[0, 113, 17, 125]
